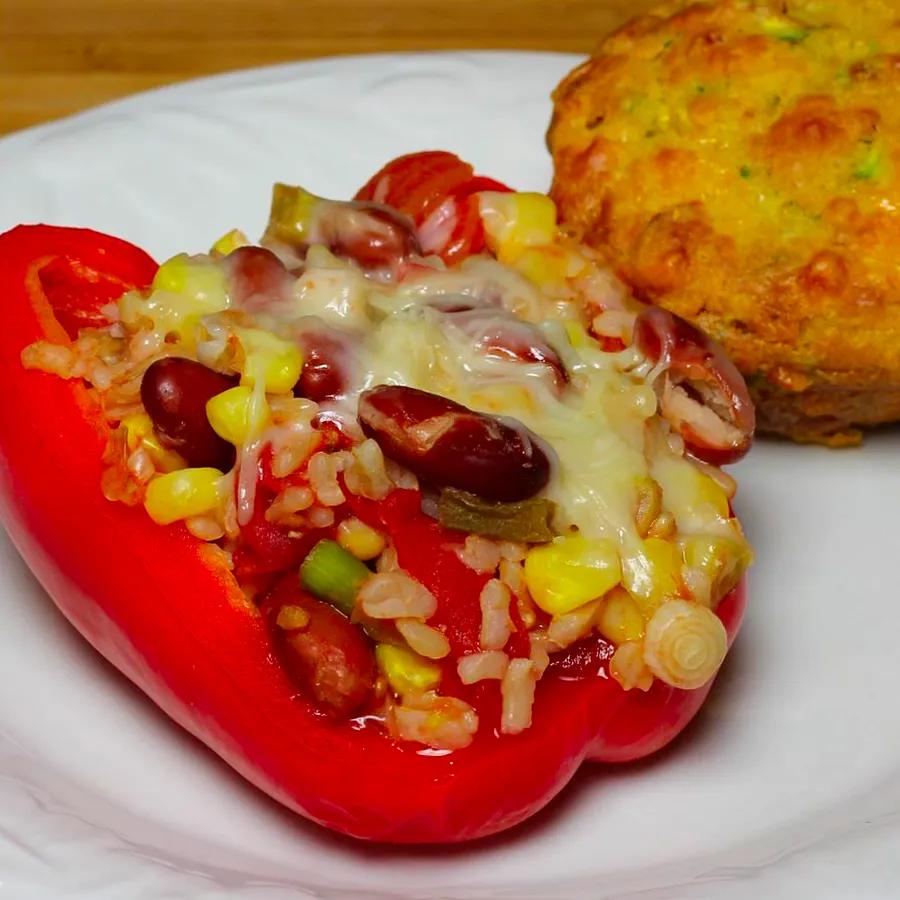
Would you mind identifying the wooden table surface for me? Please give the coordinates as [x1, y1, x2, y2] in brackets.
[0, 0, 652, 136]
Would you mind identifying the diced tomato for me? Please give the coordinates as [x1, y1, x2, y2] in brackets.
[355, 151, 513, 264]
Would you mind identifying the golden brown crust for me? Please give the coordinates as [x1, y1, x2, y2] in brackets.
[548, 0, 900, 443]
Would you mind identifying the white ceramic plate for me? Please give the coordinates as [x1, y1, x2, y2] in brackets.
[1, 52, 898, 900]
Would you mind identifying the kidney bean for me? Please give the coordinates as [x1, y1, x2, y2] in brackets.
[293, 327, 356, 402]
[319, 201, 422, 271]
[633, 306, 755, 465]
[224, 246, 295, 315]
[140, 357, 237, 470]
[444, 308, 567, 389]
[261, 574, 376, 718]
[358, 385, 551, 502]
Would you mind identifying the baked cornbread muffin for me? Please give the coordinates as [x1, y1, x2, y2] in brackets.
[549, 0, 900, 444]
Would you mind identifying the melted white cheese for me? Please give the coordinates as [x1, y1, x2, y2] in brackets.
[252, 248, 744, 575]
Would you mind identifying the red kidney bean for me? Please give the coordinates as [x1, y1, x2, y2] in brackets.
[140, 357, 237, 470]
[224, 246, 294, 315]
[261, 574, 376, 718]
[319, 200, 422, 271]
[293, 328, 356, 402]
[444, 308, 568, 389]
[633, 306, 755, 465]
[358, 385, 551, 501]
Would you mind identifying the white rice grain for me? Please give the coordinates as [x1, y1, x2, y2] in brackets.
[501, 658, 538, 735]
[479, 579, 513, 651]
[396, 618, 451, 660]
[359, 571, 437, 619]
[457, 651, 509, 684]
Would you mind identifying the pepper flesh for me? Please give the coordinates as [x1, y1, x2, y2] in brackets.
[0, 222, 746, 843]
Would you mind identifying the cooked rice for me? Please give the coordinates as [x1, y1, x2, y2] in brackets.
[265, 486, 315, 524]
[125, 446, 155, 484]
[456, 534, 502, 574]
[479, 578, 514, 651]
[389, 692, 479, 751]
[375, 545, 399, 573]
[457, 650, 509, 684]
[609, 642, 653, 692]
[307, 506, 335, 529]
[498, 541, 527, 562]
[528, 632, 553, 677]
[307, 451, 346, 507]
[396, 618, 451, 660]
[185, 515, 226, 542]
[547, 600, 600, 649]
[358, 571, 438, 619]
[500, 658, 538, 735]
[343, 438, 393, 500]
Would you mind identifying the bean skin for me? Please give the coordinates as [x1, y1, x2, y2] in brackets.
[442, 307, 568, 389]
[261, 574, 376, 718]
[293, 328, 356, 402]
[633, 306, 755, 465]
[225, 246, 294, 315]
[140, 357, 237, 470]
[358, 385, 551, 502]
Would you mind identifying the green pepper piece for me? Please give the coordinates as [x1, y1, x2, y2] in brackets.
[437, 488, 557, 543]
[300, 539, 371, 616]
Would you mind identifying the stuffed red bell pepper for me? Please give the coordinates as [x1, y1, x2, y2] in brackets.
[0, 152, 752, 843]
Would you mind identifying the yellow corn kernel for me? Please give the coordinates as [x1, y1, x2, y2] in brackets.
[337, 517, 386, 560]
[623, 537, 683, 616]
[524, 534, 621, 617]
[120, 255, 229, 348]
[144, 467, 224, 525]
[152, 253, 228, 307]
[121, 413, 184, 472]
[376, 644, 442, 695]
[122, 412, 153, 450]
[511, 245, 569, 287]
[680, 534, 752, 605]
[597, 587, 646, 644]
[206, 385, 270, 446]
[235, 327, 304, 393]
[210, 228, 249, 256]
[479, 191, 559, 259]
[695, 473, 731, 520]
[656, 460, 731, 523]
[276, 605, 310, 631]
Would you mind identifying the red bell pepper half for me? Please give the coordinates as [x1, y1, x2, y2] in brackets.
[0, 215, 746, 842]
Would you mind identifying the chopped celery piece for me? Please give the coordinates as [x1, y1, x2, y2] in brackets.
[300, 539, 371, 616]
[437, 488, 556, 543]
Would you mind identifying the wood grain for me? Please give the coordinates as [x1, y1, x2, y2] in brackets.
[0, 0, 653, 135]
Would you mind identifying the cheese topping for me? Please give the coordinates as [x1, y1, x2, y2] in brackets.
[114, 190, 748, 596]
